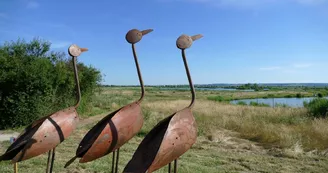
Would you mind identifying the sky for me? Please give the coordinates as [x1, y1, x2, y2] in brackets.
[0, 0, 328, 85]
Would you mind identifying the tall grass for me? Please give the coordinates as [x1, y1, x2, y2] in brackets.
[142, 99, 327, 151]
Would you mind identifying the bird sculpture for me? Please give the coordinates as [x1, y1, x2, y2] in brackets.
[65, 29, 153, 173]
[0, 44, 88, 173]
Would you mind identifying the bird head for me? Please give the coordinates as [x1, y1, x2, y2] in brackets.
[126, 29, 153, 44]
[176, 34, 203, 50]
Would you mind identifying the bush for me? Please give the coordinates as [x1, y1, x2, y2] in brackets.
[296, 93, 303, 98]
[0, 38, 102, 129]
[237, 101, 247, 105]
[304, 98, 328, 118]
[207, 95, 225, 102]
[275, 103, 288, 108]
[249, 101, 270, 107]
[317, 93, 323, 98]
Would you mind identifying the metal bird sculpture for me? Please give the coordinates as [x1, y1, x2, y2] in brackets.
[123, 34, 203, 173]
[65, 29, 153, 173]
[0, 44, 88, 173]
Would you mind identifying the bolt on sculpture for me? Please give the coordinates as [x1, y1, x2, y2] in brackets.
[64, 28, 153, 173]
[0, 44, 87, 173]
[123, 34, 203, 173]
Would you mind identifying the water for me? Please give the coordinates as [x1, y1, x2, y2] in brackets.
[160, 87, 255, 92]
[230, 97, 328, 108]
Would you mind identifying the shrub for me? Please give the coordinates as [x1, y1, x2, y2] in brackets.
[0, 38, 102, 129]
[237, 101, 247, 105]
[207, 95, 225, 102]
[317, 93, 323, 98]
[267, 94, 275, 98]
[296, 93, 303, 98]
[275, 103, 288, 108]
[249, 101, 270, 107]
[304, 98, 328, 118]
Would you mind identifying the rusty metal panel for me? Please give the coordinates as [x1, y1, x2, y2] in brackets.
[79, 102, 143, 163]
[147, 108, 197, 172]
[12, 107, 79, 162]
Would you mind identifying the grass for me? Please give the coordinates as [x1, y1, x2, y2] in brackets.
[1, 87, 328, 172]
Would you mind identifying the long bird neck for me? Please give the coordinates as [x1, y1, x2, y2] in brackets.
[182, 49, 195, 108]
[73, 56, 81, 108]
[132, 44, 145, 103]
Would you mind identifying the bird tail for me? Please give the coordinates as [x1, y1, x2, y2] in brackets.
[64, 156, 78, 168]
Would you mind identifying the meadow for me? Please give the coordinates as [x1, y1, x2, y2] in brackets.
[1, 87, 328, 173]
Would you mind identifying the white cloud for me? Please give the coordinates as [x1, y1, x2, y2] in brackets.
[26, 1, 40, 9]
[259, 62, 314, 71]
[259, 66, 281, 71]
[292, 63, 313, 68]
[159, 0, 328, 9]
[294, 0, 328, 5]
[51, 41, 71, 49]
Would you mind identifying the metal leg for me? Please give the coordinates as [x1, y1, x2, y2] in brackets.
[115, 148, 120, 173]
[168, 162, 171, 173]
[46, 150, 52, 173]
[173, 159, 177, 173]
[14, 163, 18, 173]
[111, 150, 116, 173]
[49, 148, 56, 173]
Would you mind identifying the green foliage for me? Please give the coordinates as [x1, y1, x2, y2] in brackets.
[304, 98, 328, 118]
[236, 83, 262, 91]
[296, 93, 303, 98]
[249, 101, 270, 107]
[317, 93, 323, 98]
[237, 101, 247, 105]
[284, 94, 293, 98]
[0, 38, 102, 129]
[267, 94, 275, 97]
[275, 103, 288, 108]
[207, 95, 225, 102]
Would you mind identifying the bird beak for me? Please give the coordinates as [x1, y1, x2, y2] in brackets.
[191, 34, 203, 41]
[141, 29, 153, 36]
[80, 48, 88, 52]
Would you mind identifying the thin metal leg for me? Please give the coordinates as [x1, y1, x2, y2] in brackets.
[46, 150, 52, 173]
[173, 159, 177, 173]
[168, 162, 171, 173]
[49, 148, 56, 173]
[115, 148, 120, 173]
[14, 163, 18, 173]
[111, 150, 116, 173]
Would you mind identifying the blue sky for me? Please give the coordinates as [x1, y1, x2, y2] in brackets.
[0, 0, 328, 85]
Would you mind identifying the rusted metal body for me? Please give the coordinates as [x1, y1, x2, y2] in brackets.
[0, 107, 78, 162]
[147, 108, 197, 172]
[76, 102, 143, 163]
[123, 34, 202, 173]
[65, 29, 153, 173]
[0, 44, 87, 173]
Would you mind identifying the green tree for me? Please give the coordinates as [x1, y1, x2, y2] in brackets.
[0, 38, 102, 129]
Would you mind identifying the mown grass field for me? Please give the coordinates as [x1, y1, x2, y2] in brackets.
[1, 87, 328, 173]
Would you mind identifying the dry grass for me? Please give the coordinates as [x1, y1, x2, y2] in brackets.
[142, 99, 328, 151]
[1, 87, 328, 172]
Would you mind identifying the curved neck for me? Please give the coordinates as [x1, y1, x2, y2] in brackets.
[132, 44, 145, 103]
[72, 56, 81, 108]
[182, 49, 195, 108]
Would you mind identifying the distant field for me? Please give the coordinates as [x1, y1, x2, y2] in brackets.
[1, 87, 328, 172]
